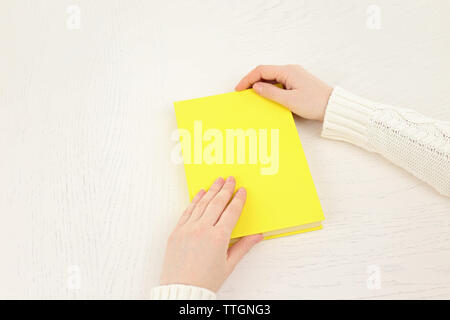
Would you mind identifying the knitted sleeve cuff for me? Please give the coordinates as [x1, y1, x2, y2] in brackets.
[321, 86, 376, 152]
[150, 284, 216, 300]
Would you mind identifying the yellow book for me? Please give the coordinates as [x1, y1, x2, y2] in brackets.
[174, 88, 324, 241]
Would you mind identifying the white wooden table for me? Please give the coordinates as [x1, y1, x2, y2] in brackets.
[1, 0, 449, 299]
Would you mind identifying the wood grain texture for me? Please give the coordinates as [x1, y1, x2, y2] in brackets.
[0, 0, 449, 299]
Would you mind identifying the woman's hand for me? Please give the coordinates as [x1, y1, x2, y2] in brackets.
[160, 176, 263, 293]
[236, 64, 333, 121]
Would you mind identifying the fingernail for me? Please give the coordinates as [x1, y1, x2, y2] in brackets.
[215, 177, 224, 184]
[253, 83, 262, 93]
[226, 176, 235, 183]
[238, 187, 246, 194]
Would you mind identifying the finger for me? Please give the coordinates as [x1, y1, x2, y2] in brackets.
[235, 65, 287, 91]
[215, 187, 247, 234]
[189, 177, 225, 222]
[252, 82, 293, 107]
[201, 176, 236, 226]
[177, 189, 205, 226]
[227, 234, 264, 271]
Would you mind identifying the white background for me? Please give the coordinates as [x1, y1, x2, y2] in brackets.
[1, 0, 449, 299]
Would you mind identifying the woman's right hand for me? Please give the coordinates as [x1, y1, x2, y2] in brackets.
[235, 64, 333, 122]
[159, 176, 263, 293]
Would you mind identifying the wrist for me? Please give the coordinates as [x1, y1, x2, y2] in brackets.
[317, 85, 333, 122]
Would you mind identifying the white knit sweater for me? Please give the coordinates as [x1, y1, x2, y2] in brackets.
[151, 87, 450, 300]
[323, 87, 450, 197]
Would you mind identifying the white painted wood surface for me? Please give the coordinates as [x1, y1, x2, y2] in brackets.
[1, 0, 449, 299]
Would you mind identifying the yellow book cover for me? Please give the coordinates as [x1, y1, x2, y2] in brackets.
[174, 88, 324, 241]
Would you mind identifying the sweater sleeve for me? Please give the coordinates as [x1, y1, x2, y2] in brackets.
[150, 284, 216, 300]
[321, 87, 450, 197]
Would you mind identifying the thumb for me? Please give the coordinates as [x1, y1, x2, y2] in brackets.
[227, 234, 264, 271]
[252, 82, 292, 108]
